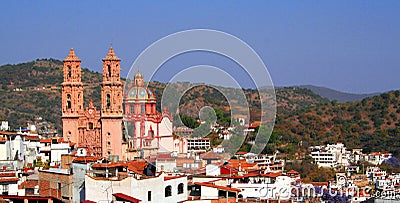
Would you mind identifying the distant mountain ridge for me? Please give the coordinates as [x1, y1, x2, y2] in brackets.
[299, 85, 380, 102]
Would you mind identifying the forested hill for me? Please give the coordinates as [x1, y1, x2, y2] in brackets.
[1, 59, 399, 157]
[273, 91, 400, 157]
[0, 59, 103, 133]
[0, 59, 326, 132]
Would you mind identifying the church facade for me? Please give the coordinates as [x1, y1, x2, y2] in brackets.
[61, 48, 123, 158]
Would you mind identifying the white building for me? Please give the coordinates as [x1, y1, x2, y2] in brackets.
[366, 166, 387, 182]
[85, 172, 187, 203]
[309, 143, 350, 168]
[0, 172, 20, 195]
[0, 121, 9, 131]
[212, 145, 225, 154]
[50, 142, 70, 166]
[230, 174, 292, 200]
[187, 138, 210, 149]
[23, 135, 40, 165]
[366, 152, 392, 165]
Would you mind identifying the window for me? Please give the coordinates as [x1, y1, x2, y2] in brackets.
[67, 65, 71, 78]
[148, 191, 152, 201]
[165, 185, 172, 197]
[141, 105, 145, 113]
[1, 185, 8, 195]
[66, 94, 71, 109]
[107, 65, 111, 77]
[106, 94, 111, 108]
[88, 122, 93, 130]
[130, 105, 134, 114]
[178, 183, 184, 194]
[148, 129, 154, 138]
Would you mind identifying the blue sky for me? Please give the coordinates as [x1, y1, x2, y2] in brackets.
[1, 1, 399, 93]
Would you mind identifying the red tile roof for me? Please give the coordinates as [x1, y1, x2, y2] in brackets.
[164, 175, 185, 181]
[0, 177, 20, 183]
[127, 160, 148, 175]
[0, 131, 15, 135]
[25, 135, 40, 141]
[91, 162, 126, 168]
[40, 138, 52, 143]
[73, 156, 101, 163]
[261, 172, 281, 178]
[287, 169, 299, 174]
[200, 151, 222, 160]
[18, 180, 38, 189]
[0, 172, 16, 177]
[113, 193, 141, 202]
[194, 182, 241, 192]
[81, 200, 97, 203]
[235, 151, 247, 155]
[157, 153, 173, 159]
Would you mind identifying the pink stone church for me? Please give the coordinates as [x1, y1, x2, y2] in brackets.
[61, 48, 187, 160]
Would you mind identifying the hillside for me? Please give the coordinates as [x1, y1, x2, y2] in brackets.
[0, 59, 327, 132]
[0, 59, 103, 133]
[299, 85, 379, 102]
[273, 91, 400, 157]
[2, 59, 399, 158]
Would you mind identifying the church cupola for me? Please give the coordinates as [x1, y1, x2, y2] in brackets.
[134, 70, 144, 87]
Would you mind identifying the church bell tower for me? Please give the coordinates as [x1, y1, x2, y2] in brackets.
[100, 47, 123, 158]
[61, 48, 84, 143]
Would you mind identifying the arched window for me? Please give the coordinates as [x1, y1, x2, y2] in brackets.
[67, 66, 71, 78]
[165, 185, 172, 197]
[178, 183, 184, 194]
[107, 65, 111, 77]
[106, 94, 111, 108]
[148, 129, 154, 138]
[66, 94, 71, 109]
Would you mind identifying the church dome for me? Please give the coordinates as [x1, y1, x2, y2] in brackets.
[126, 86, 156, 101]
[134, 71, 143, 78]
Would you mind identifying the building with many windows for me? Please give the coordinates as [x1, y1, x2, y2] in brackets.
[187, 138, 210, 150]
[309, 143, 350, 168]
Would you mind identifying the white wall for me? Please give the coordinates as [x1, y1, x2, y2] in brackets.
[85, 173, 187, 203]
[50, 143, 70, 164]
[200, 186, 219, 199]
[0, 142, 7, 160]
[159, 117, 172, 136]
